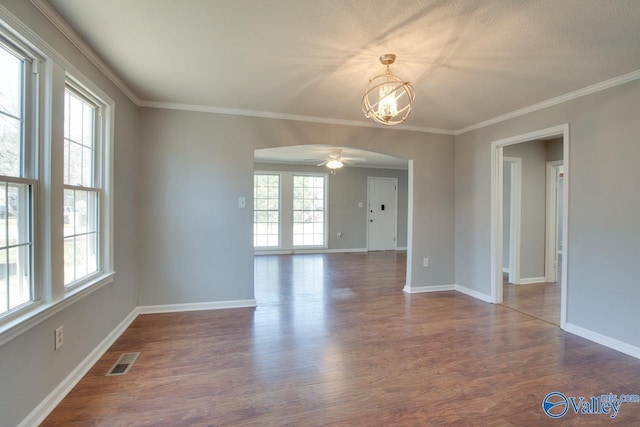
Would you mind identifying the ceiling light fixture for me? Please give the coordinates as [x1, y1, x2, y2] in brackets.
[361, 54, 415, 126]
[325, 159, 344, 170]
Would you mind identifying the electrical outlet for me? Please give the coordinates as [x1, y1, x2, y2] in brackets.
[337, 232, 342, 238]
[55, 326, 64, 350]
[423, 258, 429, 267]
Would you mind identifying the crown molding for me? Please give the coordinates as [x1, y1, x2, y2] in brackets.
[456, 69, 640, 135]
[137, 100, 455, 135]
[28, 0, 139, 105]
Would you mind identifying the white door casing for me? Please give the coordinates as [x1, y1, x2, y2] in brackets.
[367, 177, 398, 251]
[545, 161, 564, 283]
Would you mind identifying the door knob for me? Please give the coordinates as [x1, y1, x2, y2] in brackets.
[370, 219, 373, 222]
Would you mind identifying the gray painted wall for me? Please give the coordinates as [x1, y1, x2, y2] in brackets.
[254, 162, 408, 249]
[455, 78, 640, 347]
[0, 1, 139, 425]
[504, 140, 547, 279]
[546, 137, 564, 162]
[138, 109, 455, 305]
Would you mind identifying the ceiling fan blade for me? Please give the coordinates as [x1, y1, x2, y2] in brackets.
[342, 156, 366, 162]
[317, 160, 328, 166]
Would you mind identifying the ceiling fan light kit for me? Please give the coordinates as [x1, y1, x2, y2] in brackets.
[361, 54, 415, 126]
[325, 159, 344, 169]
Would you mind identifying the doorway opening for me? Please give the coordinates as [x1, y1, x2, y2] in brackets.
[491, 125, 569, 327]
[252, 145, 411, 300]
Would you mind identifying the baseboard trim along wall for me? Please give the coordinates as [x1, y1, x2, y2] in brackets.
[255, 248, 368, 255]
[137, 299, 257, 314]
[563, 322, 640, 360]
[518, 277, 546, 285]
[453, 285, 493, 303]
[18, 308, 139, 427]
[402, 284, 493, 304]
[403, 284, 455, 293]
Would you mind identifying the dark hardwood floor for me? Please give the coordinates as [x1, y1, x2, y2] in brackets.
[502, 277, 561, 325]
[43, 252, 640, 426]
[502, 255, 563, 325]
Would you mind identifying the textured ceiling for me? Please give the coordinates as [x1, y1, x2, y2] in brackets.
[47, 0, 640, 131]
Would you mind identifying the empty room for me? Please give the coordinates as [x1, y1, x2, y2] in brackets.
[1, 1, 639, 425]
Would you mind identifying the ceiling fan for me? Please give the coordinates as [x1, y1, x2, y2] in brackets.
[308, 149, 366, 172]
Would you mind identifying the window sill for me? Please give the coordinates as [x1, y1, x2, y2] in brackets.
[0, 271, 116, 347]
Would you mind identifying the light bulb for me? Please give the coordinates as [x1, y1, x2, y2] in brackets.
[326, 159, 344, 169]
[377, 83, 398, 121]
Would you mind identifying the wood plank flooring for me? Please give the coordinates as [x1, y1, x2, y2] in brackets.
[43, 252, 640, 426]
[502, 277, 561, 325]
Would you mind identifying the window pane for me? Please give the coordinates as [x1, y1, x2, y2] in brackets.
[8, 245, 30, 309]
[0, 182, 32, 314]
[82, 146, 92, 186]
[0, 249, 7, 313]
[82, 103, 94, 147]
[63, 189, 99, 286]
[0, 188, 6, 247]
[68, 142, 82, 185]
[0, 46, 23, 118]
[75, 190, 88, 234]
[64, 88, 95, 187]
[87, 232, 97, 274]
[0, 113, 21, 177]
[63, 237, 74, 284]
[68, 92, 83, 143]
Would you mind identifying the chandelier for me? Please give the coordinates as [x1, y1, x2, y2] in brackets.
[361, 54, 415, 126]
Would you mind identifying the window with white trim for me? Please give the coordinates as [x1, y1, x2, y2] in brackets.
[0, 37, 36, 318]
[292, 175, 326, 246]
[253, 173, 280, 247]
[0, 19, 114, 340]
[63, 86, 101, 286]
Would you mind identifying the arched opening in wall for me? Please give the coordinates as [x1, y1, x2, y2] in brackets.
[252, 144, 411, 307]
[491, 125, 569, 327]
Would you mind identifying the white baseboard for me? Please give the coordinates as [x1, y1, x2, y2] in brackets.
[454, 285, 493, 303]
[255, 248, 367, 255]
[396, 247, 408, 251]
[564, 322, 640, 360]
[403, 284, 455, 294]
[137, 299, 257, 314]
[518, 277, 546, 285]
[18, 307, 139, 427]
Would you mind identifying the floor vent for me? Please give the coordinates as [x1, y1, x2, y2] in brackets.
[106, 352, 140, 376]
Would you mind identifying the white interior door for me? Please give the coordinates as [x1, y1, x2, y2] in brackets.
[367, 177, 397, 251]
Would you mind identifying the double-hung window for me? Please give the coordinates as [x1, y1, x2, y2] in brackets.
[0, 37, 36, 318]
[0, 18, 114, 342]
[63, 85, 102, 287]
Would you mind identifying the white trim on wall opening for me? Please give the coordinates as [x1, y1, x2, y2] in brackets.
[545, 161, 564, 283]
[490, 124, 570, 329]
[503, 157, 522, 285]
